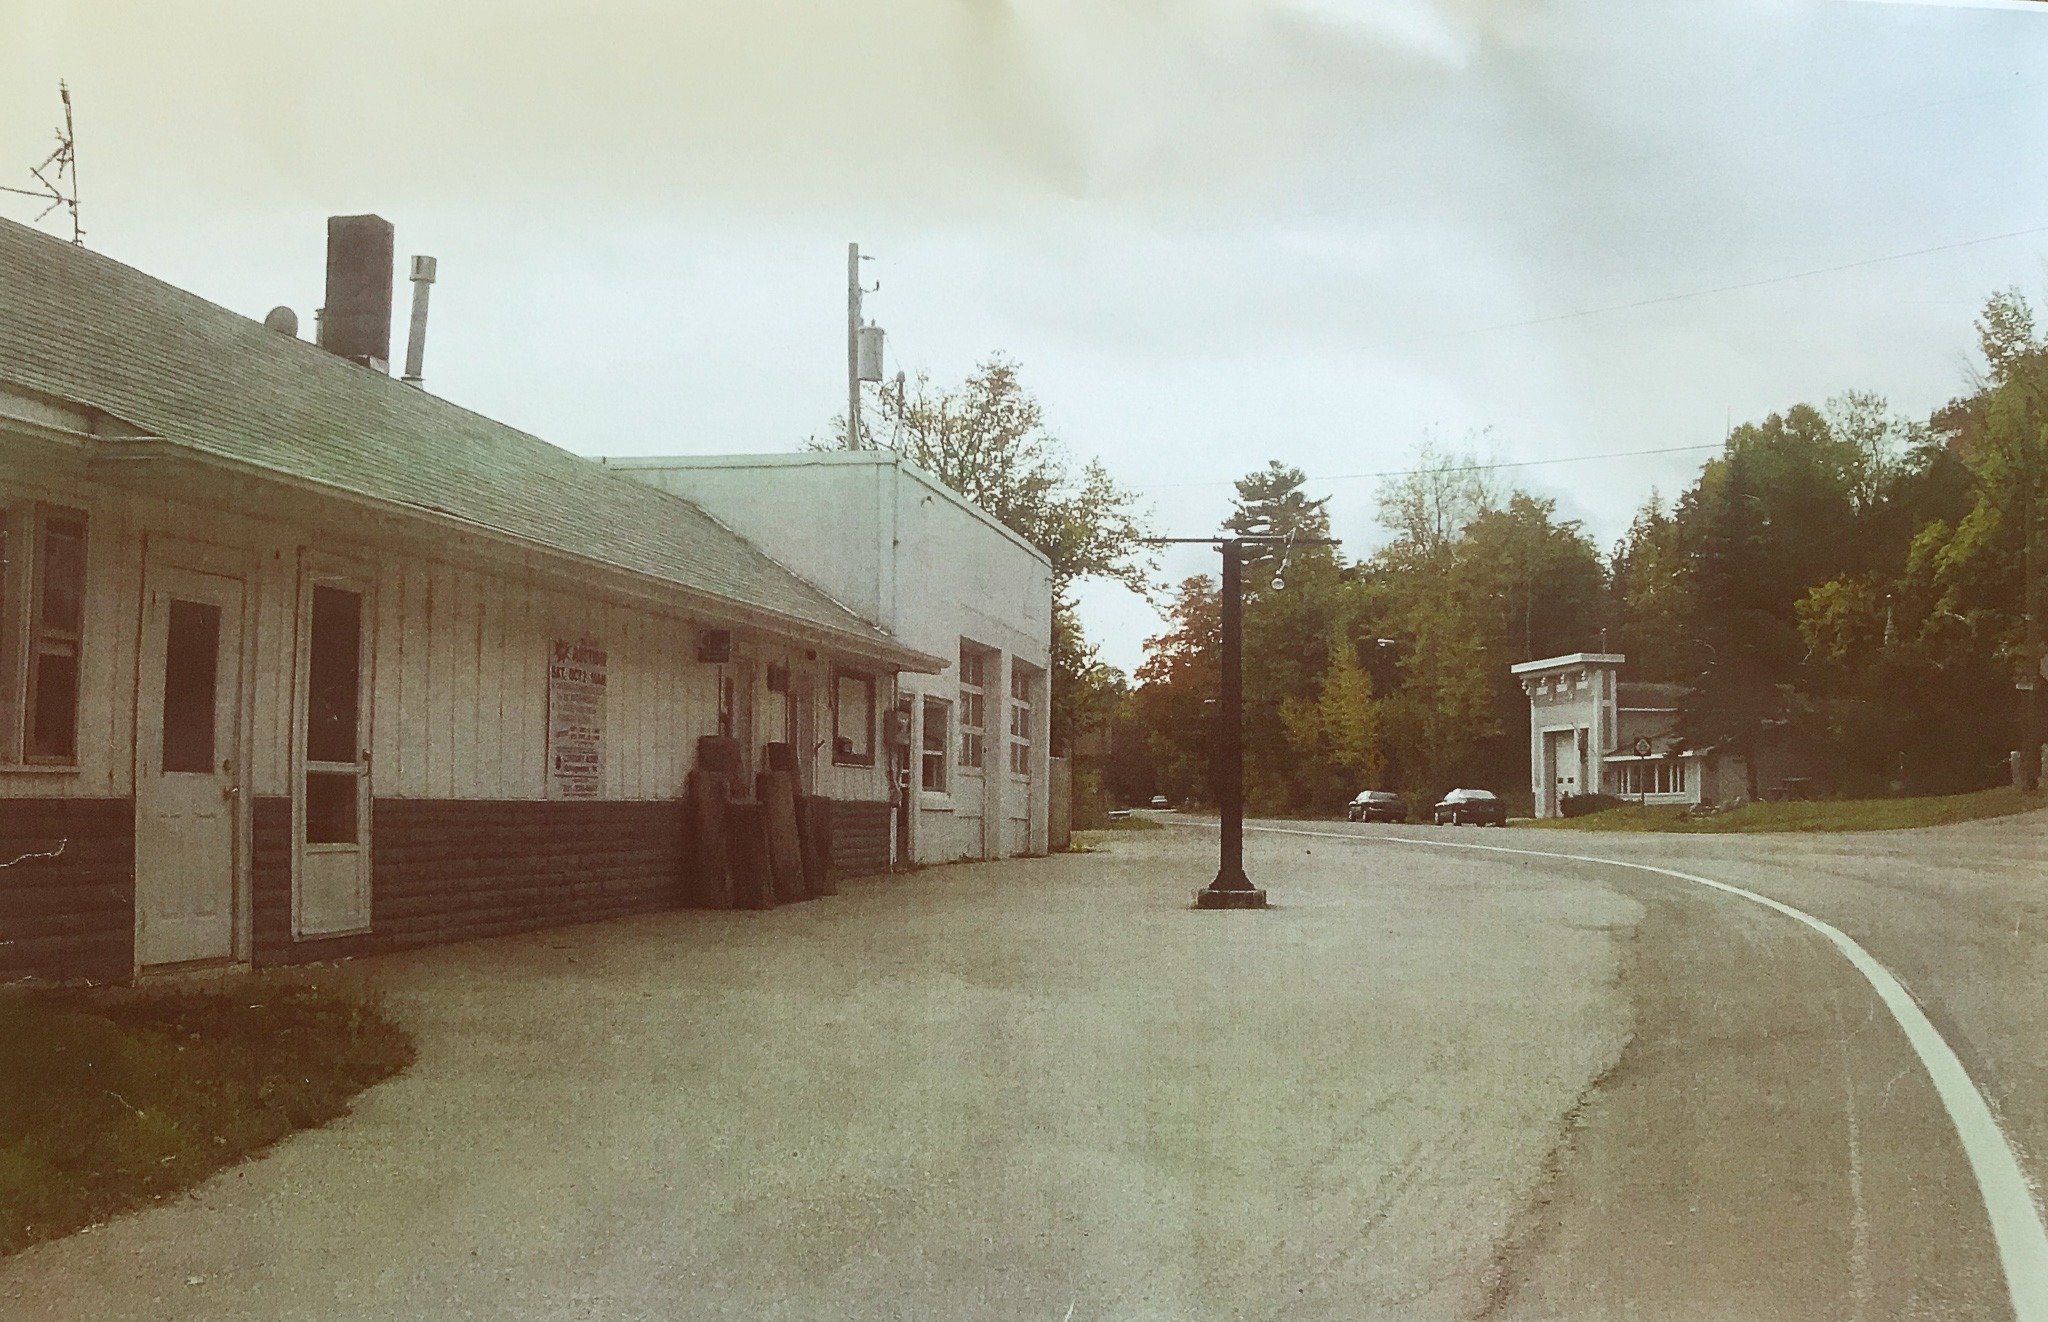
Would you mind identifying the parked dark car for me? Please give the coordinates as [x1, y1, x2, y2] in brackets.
[1149, 795, 1171, 810]
[1433, 788, 1506, 826]
[1346, 790, 1408, 823]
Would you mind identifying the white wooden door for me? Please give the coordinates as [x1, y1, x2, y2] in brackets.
[135, 565, 244, 967]
[295, 567, 374, 937]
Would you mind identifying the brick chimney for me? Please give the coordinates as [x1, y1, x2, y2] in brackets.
[321, 214, 394, 370]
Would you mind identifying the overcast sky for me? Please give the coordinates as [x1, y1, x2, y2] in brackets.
[5, 0, 2047, 674]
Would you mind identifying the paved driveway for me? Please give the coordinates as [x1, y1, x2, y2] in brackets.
[1, 832, 1633, 1321]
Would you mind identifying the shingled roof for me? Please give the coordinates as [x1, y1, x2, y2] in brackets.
[0, 218, 934, 667]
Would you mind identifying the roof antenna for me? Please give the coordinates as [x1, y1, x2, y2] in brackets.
[1, 82, 82, 245]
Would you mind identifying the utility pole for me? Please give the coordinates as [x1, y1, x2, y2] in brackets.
[846, 242, 863, 450]
[2023, 426, 2042, 790]
[1147, 533, 1339, 909]
[845, 243, 885, 449]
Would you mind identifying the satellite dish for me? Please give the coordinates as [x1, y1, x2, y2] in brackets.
[263, 305, 300, 337]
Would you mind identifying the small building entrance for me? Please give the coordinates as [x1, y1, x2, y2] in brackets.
[134, 563, 244, 968]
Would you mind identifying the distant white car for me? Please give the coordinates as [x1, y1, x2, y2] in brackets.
[1149, 795, 1171, 810]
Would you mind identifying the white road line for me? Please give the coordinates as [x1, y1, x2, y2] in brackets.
[1233, 822, 2048, 1320]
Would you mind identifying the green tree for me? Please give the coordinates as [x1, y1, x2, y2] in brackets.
[1609, 493, 1694, 682]
[1225, 463, 1349, 812]
[1132, 575, 1223, 805]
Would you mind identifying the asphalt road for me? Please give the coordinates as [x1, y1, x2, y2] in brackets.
[2, 812, 2043, 1319]
[1232, 809, 2048, 1321]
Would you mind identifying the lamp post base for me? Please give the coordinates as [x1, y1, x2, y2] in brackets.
[1194, 886, 1269, 910]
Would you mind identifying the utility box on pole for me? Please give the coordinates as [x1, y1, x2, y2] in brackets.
[856, 324, 885, 382]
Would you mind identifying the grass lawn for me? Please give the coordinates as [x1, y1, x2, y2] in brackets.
[1517, 785, 2048, 833]
[0, 981, 414, 1256]
[1067, 815, 1167, 850]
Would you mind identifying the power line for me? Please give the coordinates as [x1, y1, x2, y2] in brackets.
[1147, 441, 1726, 491]
[1460, 221, 2048, 336]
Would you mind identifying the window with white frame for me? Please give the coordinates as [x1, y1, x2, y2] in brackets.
[1008, 664, 1033, 775]
[921, 696, 950, 792]
[0, 503, 87, 765]
[958, 643, 989, 771]
[1620, 759, 1688, 795]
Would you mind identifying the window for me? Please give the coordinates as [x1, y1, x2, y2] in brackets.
[958, 643, 989, 771]
[160, 599, 221, 773]
[921, 697, 950, 792]
[0, 505, 87, 765]
[304, 585, 364, 844]
[1620, 759, 1688, 796]
[1008, 664, 1034, 775]
[833, 668, 875, 765]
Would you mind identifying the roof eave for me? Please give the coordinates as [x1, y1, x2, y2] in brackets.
[86, 437, 945, 674]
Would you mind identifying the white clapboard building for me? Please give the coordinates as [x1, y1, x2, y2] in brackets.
[0, 216, 940, 984]
[603, 452, 1054, 864]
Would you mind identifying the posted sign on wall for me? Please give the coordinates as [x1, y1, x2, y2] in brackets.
[547, 637, 608, 799]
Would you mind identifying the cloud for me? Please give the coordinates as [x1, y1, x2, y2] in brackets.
[1, 0, 1556, 223]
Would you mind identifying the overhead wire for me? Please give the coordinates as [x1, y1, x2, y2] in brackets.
[1457, 221, 2048, 337]
[1146, 441, 1728, 491]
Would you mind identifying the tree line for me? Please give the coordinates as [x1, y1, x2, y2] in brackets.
[1107, 287, 2048, 813]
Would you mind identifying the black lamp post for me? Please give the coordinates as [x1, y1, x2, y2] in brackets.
[1147, 533, 1339, 909]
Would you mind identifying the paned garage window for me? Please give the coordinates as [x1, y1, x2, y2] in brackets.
[921, 697, 950, 792]
[0, 503, 88, 765]
[958, 642, 990, 771]
[1008, 664, 1033, 775]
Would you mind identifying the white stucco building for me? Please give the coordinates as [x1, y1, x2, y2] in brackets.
[1512, 652, 1739, 817]
[602, 452, 1054, 863]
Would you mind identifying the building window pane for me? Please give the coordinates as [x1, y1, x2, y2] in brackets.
[922, 697, 949, 792]
[1007, 663, 1033, 776]
[959, 642, 989, 771]
[26, 508, 86, 763]
[29, 652, 78, 761]
[37, 515, 84, 635]
[833, 669, 874, 765]
[161, 599, 221, 773]
[306, 586, 362, 764]
[305, 771, 359, 844]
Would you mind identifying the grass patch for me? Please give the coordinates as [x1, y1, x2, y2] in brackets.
[1516, 786, 2048, 833]
[1067, 815, 1169, 850]
[0, 981, 414, 1256]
